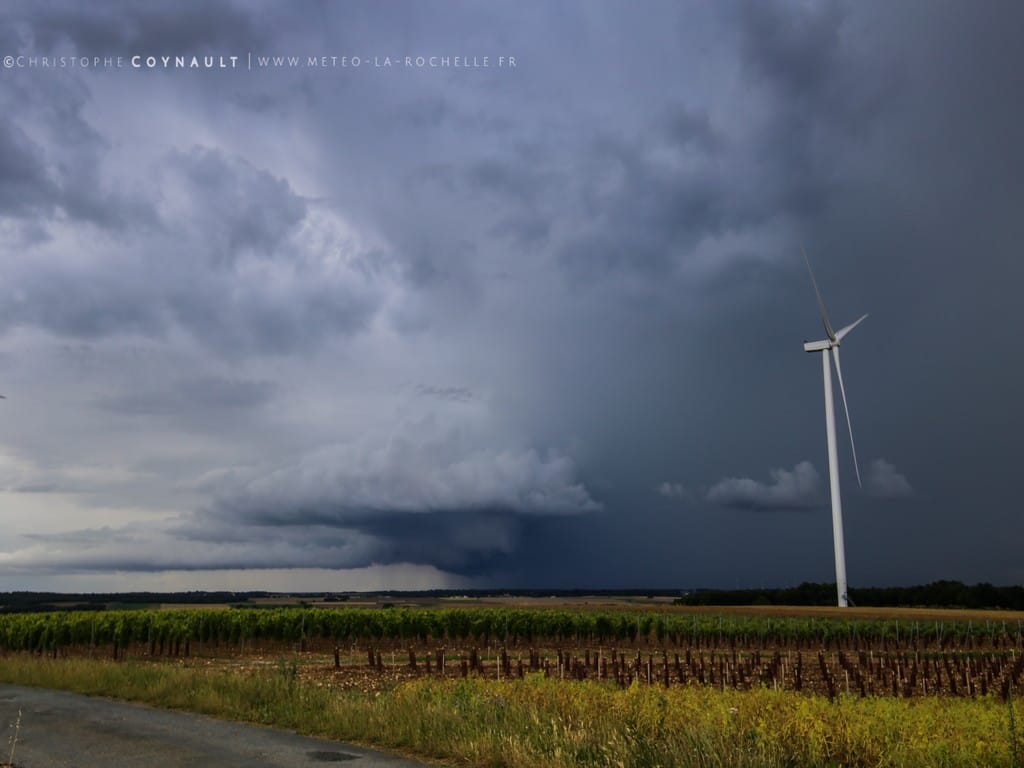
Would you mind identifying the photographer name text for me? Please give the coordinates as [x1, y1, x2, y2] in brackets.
[2, 53, 516, 70]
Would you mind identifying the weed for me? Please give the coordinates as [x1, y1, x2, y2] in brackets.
[2, 708, 20, 768]
[1010, 682, 1023, 768]
[1, 657, 1023, 767]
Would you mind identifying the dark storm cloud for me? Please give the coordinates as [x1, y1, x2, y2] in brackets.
[23, 527, 135, 546]
[22, 0, 265, 58]
[0, 117, 55, 216]
[408, 147, 556, 251]
[661, 107, 721, 155]
[465, 159, 545, 206]
[738, 1, 846, 101]
[697, 1, 898, 232]
[537, 3, 892, 290]
[2, 0, 1024, 589]
[341, 511, 521, 572]
[558, 134, 725, 283]
[551, 103, 805, 290]
[164, 270, 379, 356]
[94, 376, 275, 416]
[392, 98, 453, 131]
[7, 483, 60, 494]
[4, 269, 164, 339]
[163, 147, 307, 264]
[0, 453, 141, 496]
[736, 1, 894, 149]
[0, 76, 145, 230]
[415, 384, 475, 403]
[178, 377, 276, 409]
[0, 142, 381, 354]
[167, 511, 523, 574]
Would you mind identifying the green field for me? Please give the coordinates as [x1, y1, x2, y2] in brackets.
[3, 604, 1023, 651]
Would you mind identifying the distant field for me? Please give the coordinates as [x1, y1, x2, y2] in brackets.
[217, 594, 1024, 623]
[658, 603, 1024, 622]
[6, 583, 1024, 618]
[147, 598, 1024, 626]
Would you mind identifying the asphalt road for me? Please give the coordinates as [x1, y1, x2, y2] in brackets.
[0, 684, 434, 768]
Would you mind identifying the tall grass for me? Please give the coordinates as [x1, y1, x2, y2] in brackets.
[0, 655, 1019, 767]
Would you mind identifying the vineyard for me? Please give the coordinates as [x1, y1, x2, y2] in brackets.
[2, 607, 1023, 701]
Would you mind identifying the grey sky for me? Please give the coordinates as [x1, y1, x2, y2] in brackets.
[0, 0, 1021, 591]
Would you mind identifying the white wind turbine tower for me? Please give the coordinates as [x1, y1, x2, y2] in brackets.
[802, 247, 867, 608]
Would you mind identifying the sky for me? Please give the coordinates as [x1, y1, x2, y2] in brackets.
[0, 0, 1021, 592]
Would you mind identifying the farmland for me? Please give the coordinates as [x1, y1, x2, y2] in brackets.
[2, 603, 1024, 767]
[2, 604, 1023, 700]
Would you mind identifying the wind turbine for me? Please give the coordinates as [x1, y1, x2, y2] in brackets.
[802, 247, 867, 608]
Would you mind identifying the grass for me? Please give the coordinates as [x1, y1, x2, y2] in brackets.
[1, 654, 1022, 767]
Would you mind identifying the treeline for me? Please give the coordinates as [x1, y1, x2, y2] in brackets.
[0, 591, 268, 614]
[352, 589, 685, 598]
[676, 581, 1024, 610]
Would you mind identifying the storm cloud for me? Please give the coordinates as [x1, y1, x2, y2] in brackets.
[0, 0, 1021, 590]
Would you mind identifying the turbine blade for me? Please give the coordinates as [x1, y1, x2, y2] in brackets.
[835, 313, 868, 341]
[831, 346, 861, 487]
[802, 244, 836, 341]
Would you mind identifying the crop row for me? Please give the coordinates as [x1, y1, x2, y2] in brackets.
[359, 645, 1024, 701]
[1, 607, 1022, 654]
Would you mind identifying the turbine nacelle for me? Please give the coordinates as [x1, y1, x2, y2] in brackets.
[803, 339, 833, 353]
[803, 315, 868, 353]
